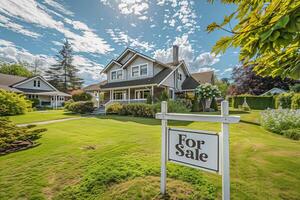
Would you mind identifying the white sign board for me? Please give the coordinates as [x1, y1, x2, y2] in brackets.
[168, 128, 219, 172]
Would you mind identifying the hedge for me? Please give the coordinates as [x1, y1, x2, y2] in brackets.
[291, 93, 300, 110]
[0, 89, 32, 116]
[229, 95, 275, 110]
[66, 101, 94, 114]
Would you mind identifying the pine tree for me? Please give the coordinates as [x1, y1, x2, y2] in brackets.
[47, 39, 83, 91]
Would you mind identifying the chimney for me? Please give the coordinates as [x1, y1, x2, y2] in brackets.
[173, 45, 179, 65]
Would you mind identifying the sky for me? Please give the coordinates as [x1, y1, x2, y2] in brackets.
[0, 0, 239, 86]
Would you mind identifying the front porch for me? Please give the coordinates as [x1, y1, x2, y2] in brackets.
[102, 85, 173, 106]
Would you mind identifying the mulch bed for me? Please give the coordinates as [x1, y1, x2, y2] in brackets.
[0, 140, 40, 156]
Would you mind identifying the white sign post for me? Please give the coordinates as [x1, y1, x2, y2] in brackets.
[156, 100, 240, 200]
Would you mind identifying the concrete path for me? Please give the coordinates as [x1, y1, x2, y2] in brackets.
[17, 117, 84, 127]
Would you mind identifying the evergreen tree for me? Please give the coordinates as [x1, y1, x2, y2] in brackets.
[47, 39, 83, 91]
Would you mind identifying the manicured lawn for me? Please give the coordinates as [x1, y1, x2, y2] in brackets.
[8, 110, 79, 124]
[0, 111, 299, 199]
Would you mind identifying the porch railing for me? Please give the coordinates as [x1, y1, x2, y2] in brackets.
[104, 99, 147, 107]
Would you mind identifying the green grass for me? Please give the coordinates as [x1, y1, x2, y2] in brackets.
[0, 111, 299, 199]
[7, 110, 79, 124]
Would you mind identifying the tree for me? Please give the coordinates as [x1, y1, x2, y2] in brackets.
[0, 63, 33, 77]
[207, 0, 300, 79]
[231, 65, 297, 95]
[47, 39, 83, 91]
[215, 77, 230, 97]
[195, 83, 221, 111]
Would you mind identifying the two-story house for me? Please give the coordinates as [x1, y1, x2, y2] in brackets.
[84, 46, 214, 107]
[0, 73, 71, 108]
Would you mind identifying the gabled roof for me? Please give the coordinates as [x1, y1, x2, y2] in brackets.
[181, 76, 200, 90]
[191, 71, 214, 84]
[83, 80, 107, 91]
[0, 73, 28, 86]
[12, 75, 58, 91]
[101, 68, 173, 90]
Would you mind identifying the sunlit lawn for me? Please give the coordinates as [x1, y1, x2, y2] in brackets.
[8, 110, 79, 124]
[0, 110, 299, 199]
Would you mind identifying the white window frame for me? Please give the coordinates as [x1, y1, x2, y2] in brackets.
[131, 63, 148, 78]
[135, 89, 150, 99]
[111, 69, 123, 80]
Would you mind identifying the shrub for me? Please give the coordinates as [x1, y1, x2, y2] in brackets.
[195, 83, 221, 111]
[71, 90, 92, 102]
[177, 98, 192, 110]
[157, 90, 169, 101]
[0, 89, 32, 116]
[154, 100, 190, 113]
[146, 94, 153, 104]
[106, 103, 123, 114]
[66, 101, 94, 114]
[281, 129, 300, 140]
[291, 93, 300, 110]
[230, 95, 275, 110]
[261, 109, 300, 135]
[210, 98, 218, 111]
[276, 93, 294, 109]
[191, 95, 200, 112]
[0, 117, 46, 154]
[290, 84, 300, 93]
[120, 103, 155, 118]
[30, 98, 40, 108]
[64, 99, 74, 110]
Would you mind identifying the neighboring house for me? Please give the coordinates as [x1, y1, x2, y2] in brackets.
[260, 88, 287, 96]
[0, 73, 71, 108]
[84, 46, 214, 107]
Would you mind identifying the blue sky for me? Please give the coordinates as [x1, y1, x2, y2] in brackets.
[0, 0, 238, 85]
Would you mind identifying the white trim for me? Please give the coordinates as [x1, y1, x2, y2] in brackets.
[158, 62, 183, 86]
[110, 69, 123, 81]
[116, 48, 136, 62]
[102, 84, 157, 91]
[12, 76, 58, 92]
[122, 53, 155, 69]
[101, 60, 122, 74]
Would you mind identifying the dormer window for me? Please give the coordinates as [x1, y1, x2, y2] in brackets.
[132, 66, 139, 77]
[111, 69, 123, 80]
[140, 64, 148, 76]
[34, 80, 41, 87]
[131, 63, 148, 77]
[178, 73, 182, 81]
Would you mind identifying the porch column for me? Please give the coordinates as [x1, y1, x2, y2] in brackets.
[128, 88, 131, 103]
[97, 91, 100, 108]
[151, 85, 154, 104]
[55, 95, 58, 109]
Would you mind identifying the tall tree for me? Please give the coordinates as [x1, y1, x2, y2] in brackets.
[0, 63, 33, 77]
[231, 65, 297, 95]
[47, 39, 83, 91]
[207, 0, 300, 79]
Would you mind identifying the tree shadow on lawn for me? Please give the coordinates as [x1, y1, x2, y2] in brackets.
[95, 115, 193, 126]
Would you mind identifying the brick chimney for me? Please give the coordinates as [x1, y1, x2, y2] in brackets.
[173, 45, 179, 65]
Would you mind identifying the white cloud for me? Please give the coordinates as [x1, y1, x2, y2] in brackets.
[0, 0, 113, 55]
[44, 0, 74, 16]
[0, 39, 104, 84]
[224, 67, 233, 73]
[156, 0, 199, 34]
[153, 34, 220, 72]
[198, 67, 219, 73]
[107, 29, 155, 52]
[0, 14, 41, 38]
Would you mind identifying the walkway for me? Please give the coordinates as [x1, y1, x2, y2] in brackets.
[17, 117, 84, 127]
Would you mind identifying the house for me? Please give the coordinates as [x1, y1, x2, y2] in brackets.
[84, 46, 214, 107]
[0, 73, 71, 108]
[260, 88, 287, 96]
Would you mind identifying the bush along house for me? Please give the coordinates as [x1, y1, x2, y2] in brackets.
[0, 73, 70, 108]
[84, 45, 214, 108]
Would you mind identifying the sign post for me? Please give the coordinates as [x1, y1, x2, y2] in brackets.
[156, 100, 240, 199]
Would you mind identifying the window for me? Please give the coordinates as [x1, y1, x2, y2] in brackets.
[135, 89, 150, 99]
[132, 66, 139, 77]
[113, 91, 124, 100]
[140, 64, 148, 76]
[117, 70, 123, 79]
[37, 80, 40, 87]
[33, 80, 36, 87]
[131, 64, 148, 77]
[111, 70, 123, 80]
[178, 73, 182, 81]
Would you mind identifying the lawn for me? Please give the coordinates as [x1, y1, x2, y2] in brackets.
[8, 110, 79, 124]
[0, 111, 299, 200]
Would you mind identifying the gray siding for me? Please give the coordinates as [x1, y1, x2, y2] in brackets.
[15, 77, 54, 91]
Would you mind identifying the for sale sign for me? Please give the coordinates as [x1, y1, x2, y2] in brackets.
[168, 128, 219, 172]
